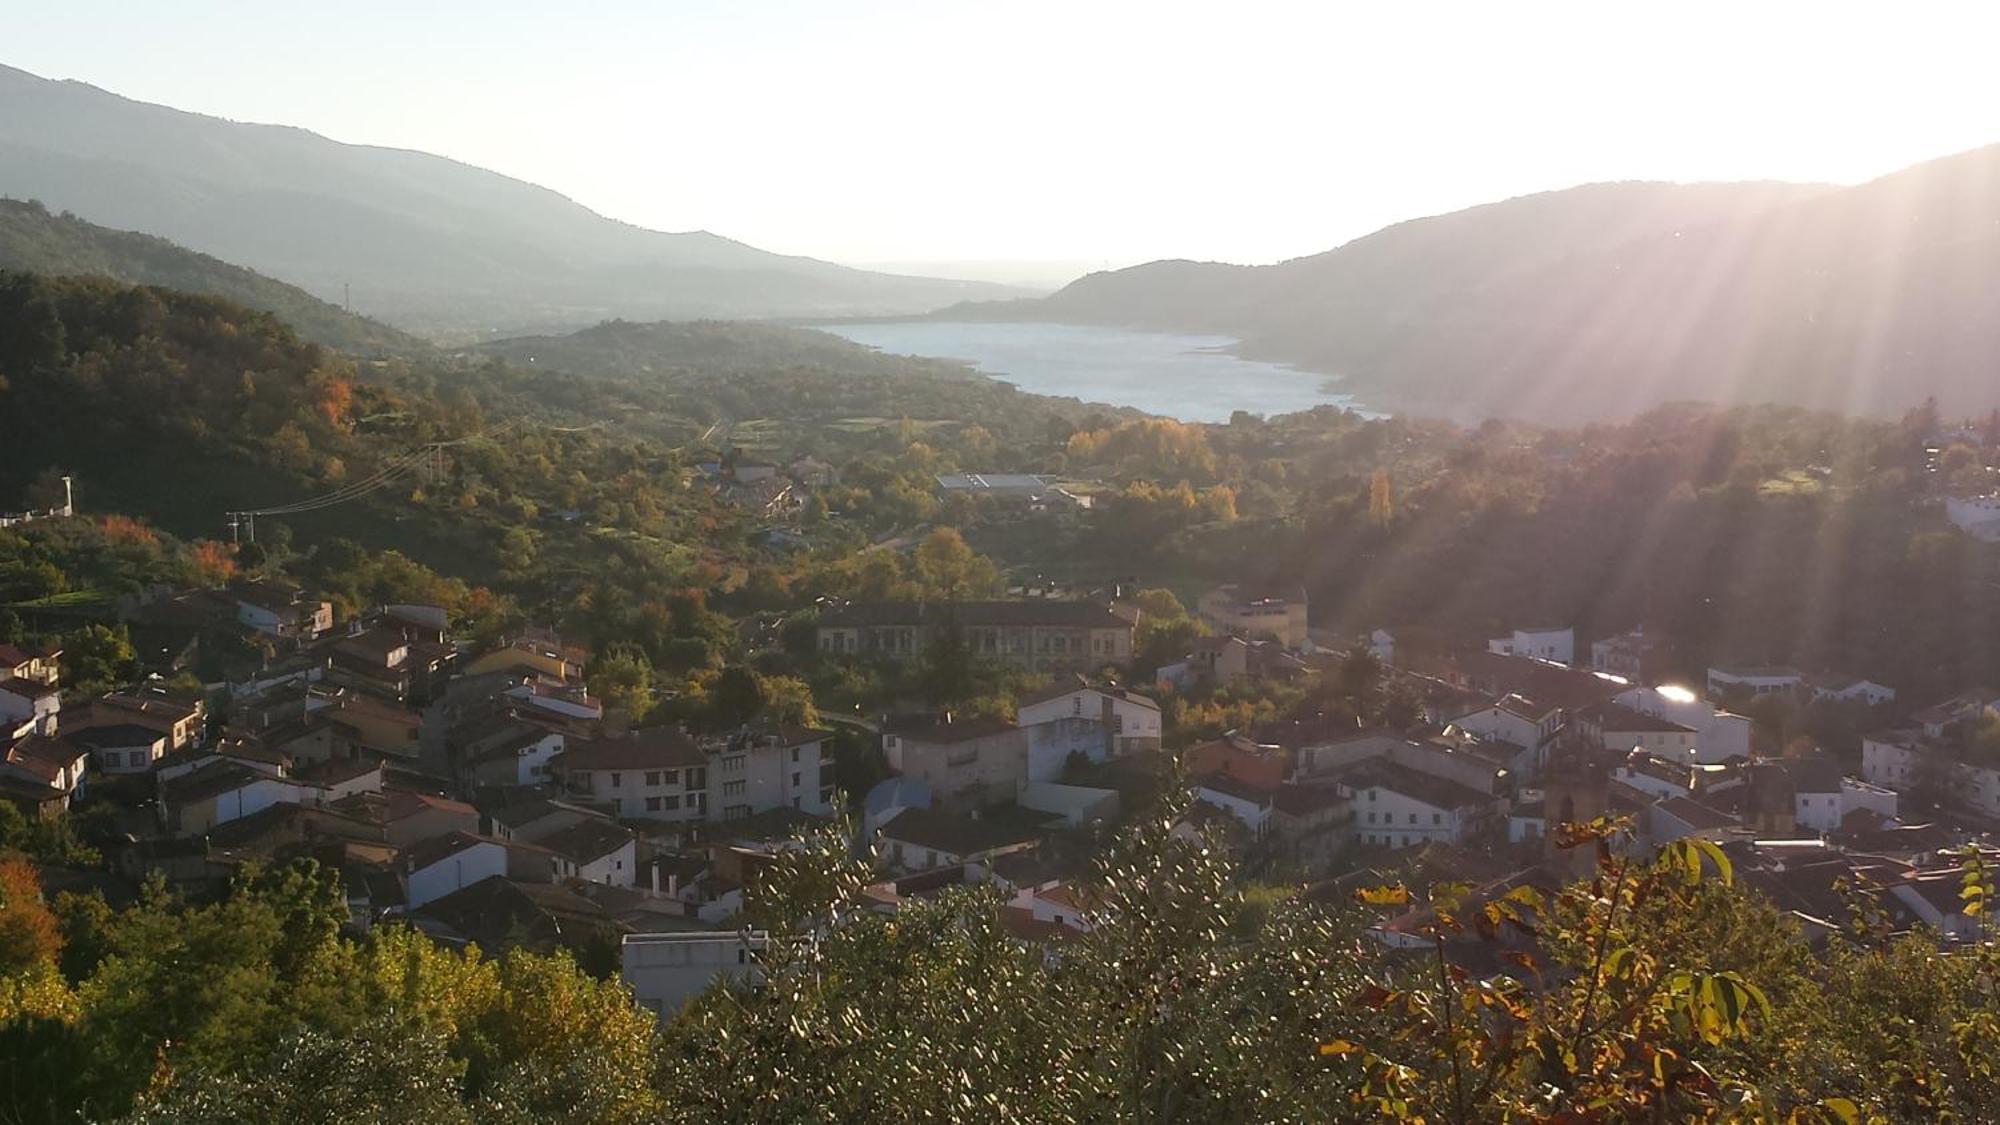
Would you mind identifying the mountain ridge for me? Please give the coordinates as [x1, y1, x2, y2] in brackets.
[0, 63, 1026, 341]
[949, 156, 2000, 422]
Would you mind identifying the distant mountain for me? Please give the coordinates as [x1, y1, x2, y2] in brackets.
[0, 197, 424, 354]
[959, 157, 2000, 422]
[0, 63, 1023, 341]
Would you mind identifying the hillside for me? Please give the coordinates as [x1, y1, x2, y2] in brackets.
[0, 197, 424, 354]
[474, 318, 986, 378]
[0, 63, 1024, 340]
[962, 157, 2000, 422]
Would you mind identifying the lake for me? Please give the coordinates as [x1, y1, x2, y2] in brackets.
[813, 321, 1374, 423]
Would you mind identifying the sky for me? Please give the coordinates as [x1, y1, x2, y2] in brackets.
[8, 1, 2000, 283]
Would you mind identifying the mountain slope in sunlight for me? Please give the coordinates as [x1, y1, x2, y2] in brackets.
[978, 153, 2000, 421]
[0, 63, 1023, 341]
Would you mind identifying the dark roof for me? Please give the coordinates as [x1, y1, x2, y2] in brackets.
[883, 714, 1018, 744]
[411, 875, 623, 953]
[1342, 761, 1493, 812]
[401, 831, 503, 872]
[1657, 796, 1740, 832]
[333, 626, 411, 660]
[820, 600, 1129, 630]
[488, 795, 592, 829]
[878, 806, 1049, 857]
[1452, 651, 1625, 711]
[558, 729, 706, 770]
[158, 761, 261, 806]
[0, 678, 59, 701]
[1582, 701, 1697, 734]
[1195, 772, 1276, 806]
[536, 818, 634, 864]
[64, 723, 169, 750]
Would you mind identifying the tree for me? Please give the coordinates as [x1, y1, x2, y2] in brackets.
[61, 624, 137, 696]
[710, 664, 766, 728]
[1368, 468, 1394, 527]
[0, 855, 62, 978]
[587, 646, 657, 723]
[912, 526, 994, 600]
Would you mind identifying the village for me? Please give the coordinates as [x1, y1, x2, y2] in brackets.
[6, 553, 1999, 1016]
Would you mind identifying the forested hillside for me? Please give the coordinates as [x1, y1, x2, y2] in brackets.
[0, 199, 422, 354]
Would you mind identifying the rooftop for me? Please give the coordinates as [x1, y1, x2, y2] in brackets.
[64, 723, 168, 750]
[1656, 796, 1740, 832]
[1342, 760, 1493, 813]
[536, 817, 634, 864]
[878, 805, 1050, 857]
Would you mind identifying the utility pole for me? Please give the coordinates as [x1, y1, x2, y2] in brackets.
[343, 283, 351, 313]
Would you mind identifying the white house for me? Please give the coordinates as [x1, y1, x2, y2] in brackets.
[1007, 882, 1094, 934]
[1613, 685, 1751, 763]
[1863, 733, 2000, 819]
[1015, 682, 1163, 757]
[69, 723, 171, 775]
[402, 833, 510, 909]
[462, 722, 566, 788]
[1706, 666, 1803, 698]
[1347, 761, 1498, 849]
[1646, 796, 1740, 848]
[1809, 676, 1897, 707]
[1585, 702, 1699, 762]
[1487, 627, 1574, 666]
[538, 818, 638, 886]
[1448, 695, 1561, 756]
[0, 678, 60, 735]
[1193, 774, 1274, 837]
[622, 930, 767, 1016]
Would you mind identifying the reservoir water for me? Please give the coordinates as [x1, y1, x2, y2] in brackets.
[814, 321, 1371, 423]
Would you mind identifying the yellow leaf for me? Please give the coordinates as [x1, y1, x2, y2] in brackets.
[1318, 1039, 1362, 1056]
[1354, 884, 1410, 907]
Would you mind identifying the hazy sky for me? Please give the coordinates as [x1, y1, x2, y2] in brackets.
[9, 1, 2000, 279]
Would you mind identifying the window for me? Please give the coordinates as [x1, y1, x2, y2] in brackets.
[1113, 713, 1124, 734]
[1407, 813, 1417, 825]
[688, 768, 706, 789]
[791, 772, 801, 788]
[790, 747, 799, 763]
[1433, 812, 1442, 825]
[1367, 790, 1377, 801]
[792, 796, 802, 809]
[610, 772, 622, 788]
[646, 771, 661, 786]
[645, 797, 661, 812]
[1366, 812, 1376, 824]
[1073, 696, 1083, 715]
[723, 779, 746, 797]
[663, 769, 680, 786]
[723, 755, 746, 775]
[725, 804, 751, 820]
[661, 795, 681, 810]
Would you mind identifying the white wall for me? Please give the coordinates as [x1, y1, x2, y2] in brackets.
[1353, 787, 1465, 848]
[406, 842, 508, 908]
[622, 931, 766, 1015]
